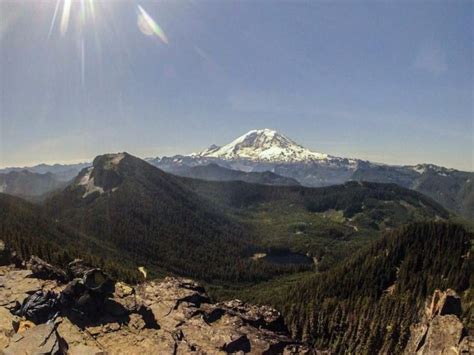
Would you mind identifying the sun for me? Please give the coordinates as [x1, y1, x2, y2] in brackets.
[48, 0, 97, 38]
[45, 0, 168, 86]
[48, 0, 167, 44]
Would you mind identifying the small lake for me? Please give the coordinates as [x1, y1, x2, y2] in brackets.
[253, 250, 313, 265]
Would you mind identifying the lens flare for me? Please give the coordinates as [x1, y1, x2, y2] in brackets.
[48, 0, 61, 39]
[137, 5, 168, 44]
[80, 0, 86, 26]
[60, 0, 72, 36]
[44, 1, 169, 88]
[81, 38, 85, 85]
[87, 0, 96, 22]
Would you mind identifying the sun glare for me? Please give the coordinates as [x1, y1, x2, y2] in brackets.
[48, 0, 96, 38]
[42, 0, 168, 87]
[47, 1, 168, 43]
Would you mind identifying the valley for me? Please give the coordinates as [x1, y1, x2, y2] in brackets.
[3, 129, 472, 220]
[0, 151, 472, 354]
[0, 131, 471, 355]
[0, 151, 462, 282]
[2, 1, 471, 352]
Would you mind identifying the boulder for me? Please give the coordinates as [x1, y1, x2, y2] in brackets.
[2, 323, 65, 355]
[27, 256, 68, 283]
[404, 323, 428, 354]
[418, 315, 464, 354]
[405, 289, 470, 355]
[134, 277, 210, 331]
[0, 266, 313, 354]
[55, 317, 97, 349]
[0, 307, 14, 349]
[427, 288, 462, 319]
[214, 299, 287, 332]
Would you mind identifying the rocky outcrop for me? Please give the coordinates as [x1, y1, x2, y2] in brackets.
[2, 323, 66, 355]
[0, 259, 312, 354]
[26, 256, 68, 283]
[404, 289, 472, 354]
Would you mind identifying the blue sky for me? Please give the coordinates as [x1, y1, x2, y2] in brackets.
[1, 0, 472, 170]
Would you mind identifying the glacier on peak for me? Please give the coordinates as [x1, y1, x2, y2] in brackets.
[193, 129, 331, 163]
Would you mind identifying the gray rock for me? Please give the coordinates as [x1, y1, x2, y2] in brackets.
[2, 323, 65, 354]
[27, 256, 68, 283]
[427, 288, 462, 319]
[405, 289, 470, 355]
[1, 267, 313, 354]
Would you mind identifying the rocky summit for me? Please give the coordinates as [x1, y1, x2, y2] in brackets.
[404, 289, 473, 354]
[0, 257, 312, 354]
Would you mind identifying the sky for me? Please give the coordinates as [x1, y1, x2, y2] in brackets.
[0, 0, 472, 170]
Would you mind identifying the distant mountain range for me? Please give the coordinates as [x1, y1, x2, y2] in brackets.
[0, 162, 90, 181]
[2, 152, 448, 282]
[1, 151, 470, 353]
[1, 129, 472, 218]
[175, 163, 300, 186]
[0, 170, 66, 198]
[150, 129, 474, 219]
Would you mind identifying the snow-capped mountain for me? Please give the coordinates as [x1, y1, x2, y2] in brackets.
[193, 129, 331, 163]
[147, 129, 473, 219]
[1, 129, 471, 219]
[147, 129, 358, 188]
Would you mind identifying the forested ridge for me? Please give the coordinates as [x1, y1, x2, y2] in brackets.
[1, 153, 472, 354]
[42, 154, 310, 283]
[0, 193, 139, 281]
[183, 178, 448, 218]
[242, 221, 473, 354]
[2, 153, 454, 287]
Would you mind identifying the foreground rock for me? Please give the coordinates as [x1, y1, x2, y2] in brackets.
[2, 323, 66, 355]
[0, 260, 312, 354]
[404, 289, 473, 354]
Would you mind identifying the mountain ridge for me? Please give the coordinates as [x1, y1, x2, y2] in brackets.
[1, 130, 472, 218]
[0, 170, 66, 198]
[149, 129, 473, 219]
[39, 152, 449, 281]
[172, 163, 300, 186]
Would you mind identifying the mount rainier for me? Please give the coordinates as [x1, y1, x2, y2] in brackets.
[149, 129, 473, 219]
[0, 129, 472, 219]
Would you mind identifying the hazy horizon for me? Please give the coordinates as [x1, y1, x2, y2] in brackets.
[1, 1, 472, 170]
[0, 126, 472, 172]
